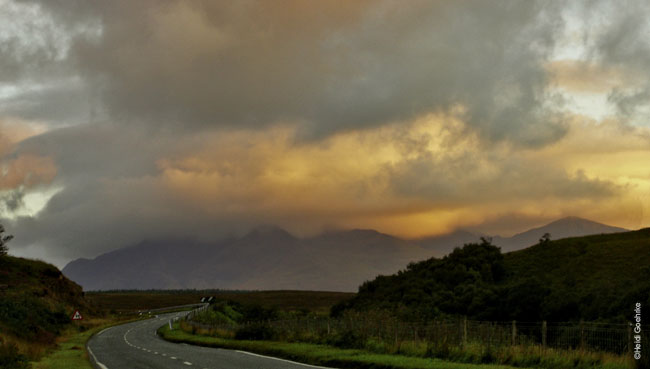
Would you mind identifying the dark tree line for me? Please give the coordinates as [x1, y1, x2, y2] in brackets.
[332, 236, 650, 323]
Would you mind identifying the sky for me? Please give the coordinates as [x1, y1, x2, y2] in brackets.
[1, 0, 650, 268]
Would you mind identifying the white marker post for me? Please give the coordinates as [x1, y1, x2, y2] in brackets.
[169, 320, 173, 330]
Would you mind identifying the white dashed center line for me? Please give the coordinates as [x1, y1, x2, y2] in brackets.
[114, 315, 207, 369]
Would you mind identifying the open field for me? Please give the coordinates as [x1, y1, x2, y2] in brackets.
[87, 290, 354, 314]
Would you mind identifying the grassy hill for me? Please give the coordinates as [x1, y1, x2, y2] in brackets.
[0, 255, 95, 365]
[333, 228, 650, 323]
[505, 228, 650, 321]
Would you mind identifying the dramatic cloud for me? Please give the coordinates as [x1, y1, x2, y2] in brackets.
[0, 1, 649, 267]
[26, 0, 568, 146]
[3, 114, 640, 267]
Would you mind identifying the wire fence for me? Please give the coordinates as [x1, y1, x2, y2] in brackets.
[185, 311, 646, 355]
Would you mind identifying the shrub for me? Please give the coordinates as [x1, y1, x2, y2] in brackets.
[0, 339, 29, 369]
[234, 323, 276, 340]
[0, 296, 69, 343]
[325, 329, 364, 349]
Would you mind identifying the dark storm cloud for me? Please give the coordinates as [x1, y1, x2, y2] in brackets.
[0, 80, 99, 126]
[26, 0, 569, 146]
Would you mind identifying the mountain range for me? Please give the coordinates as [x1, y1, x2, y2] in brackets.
[62, 217, 626, 292]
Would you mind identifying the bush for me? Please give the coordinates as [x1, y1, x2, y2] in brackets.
[239, 304, 278, 322]
[0, 296, 69, 343]
[0, 340, 29, 369]
[234, 323, 276, 340]
[325, 329, 364, 349]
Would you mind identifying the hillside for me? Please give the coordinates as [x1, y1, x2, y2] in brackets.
[0, 255, 94, 363]
[504, 228, 650, 321]
[333, 228, 650, 322]
[0, 256, 92, 340]
[63, 217, 625, 291]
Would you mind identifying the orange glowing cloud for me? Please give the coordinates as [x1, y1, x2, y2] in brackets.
[0, 154, 57, 191]
[0, 119, 57, 191]
[151, 111, 644, 238]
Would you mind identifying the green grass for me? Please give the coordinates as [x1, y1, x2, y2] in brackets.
[158, 322, 530, 369]
[31, 316, 150, 369]
[31, 326, 97, 369]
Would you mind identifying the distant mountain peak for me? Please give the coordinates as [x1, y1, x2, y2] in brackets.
[495, 216, 627, 252]
[549, 216, 597, 224]
[525, 216, 626, 234]
[349, 228, 385, 236]
[243, 225, 296, 241]
[317, 228, 397, 241]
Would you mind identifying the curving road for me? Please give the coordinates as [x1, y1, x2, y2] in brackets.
[87, 312, 332, 369]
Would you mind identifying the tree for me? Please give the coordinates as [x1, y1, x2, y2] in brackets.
[0, 224, 14, 256]
[539, 232, 551, 246]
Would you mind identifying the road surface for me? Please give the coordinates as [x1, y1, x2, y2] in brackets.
[87, 312, 332, 369]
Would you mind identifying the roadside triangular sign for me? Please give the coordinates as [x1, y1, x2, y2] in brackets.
[71, 310, 83, 320]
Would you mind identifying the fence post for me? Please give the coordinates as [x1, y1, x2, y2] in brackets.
[542, 321, 547, 349]
[327, 319, 330, 336]
[462, 316, 467, 348]
[512, 320, 517, 346]
[628, 323, 633, 355]
[395, 322, 399, 348]
[486, 322, 491, 351]
[579, 320, 585, 351]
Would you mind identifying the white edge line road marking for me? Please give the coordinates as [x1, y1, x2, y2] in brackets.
[87, 346, 109, 369]
[97, 327, 113, 336]
[235, 350, 335, 369]
[183, 361, 193, 365]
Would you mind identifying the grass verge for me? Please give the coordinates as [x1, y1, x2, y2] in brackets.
[31, 316, 151, 369]
[31, 308, 195, 369]
[158, 322, 529, 369]
[30, 325, 100, 369]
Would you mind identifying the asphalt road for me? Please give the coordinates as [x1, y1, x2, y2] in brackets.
[87, 312, 332, 369]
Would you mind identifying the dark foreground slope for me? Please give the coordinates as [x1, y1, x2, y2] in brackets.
[334, 228, 648, 322]
[0, 255, 93, 354]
